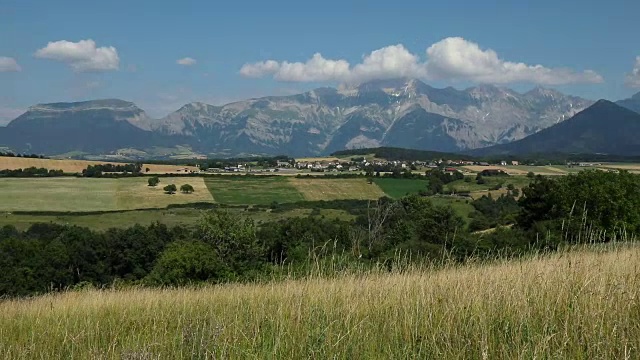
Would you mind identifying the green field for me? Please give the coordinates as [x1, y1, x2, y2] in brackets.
[372, 178, 428, 198]
[0, 206, 356, 231]
[204, 176, 305, 205]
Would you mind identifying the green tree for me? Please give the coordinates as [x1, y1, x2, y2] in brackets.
[180, 184, 195, 193]
[196, 211, 263, 276]
[148, 176, 160, 187]
[146, 241, 228, 286]
[163, 184, 177, 194]
[518, 170, 640, 240]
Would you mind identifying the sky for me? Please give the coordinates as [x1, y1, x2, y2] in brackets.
[0, 0, 639, 124]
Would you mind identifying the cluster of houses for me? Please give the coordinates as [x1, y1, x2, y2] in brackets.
[196, 157, 526, 174]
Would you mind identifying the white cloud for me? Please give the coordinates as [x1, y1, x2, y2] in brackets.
[34, 39, 119, 72]
[239, 60, 281, 78]
[625, 56, 640, 88]
[424, 37, 603, 85]
[350, 44, 427, 82]
[240, 37, 603, 86]
[0, 57, 21, 72]
[177, 57, 197, 66]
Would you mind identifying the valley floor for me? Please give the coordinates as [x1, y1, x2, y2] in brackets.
[1, 244, 638, 359]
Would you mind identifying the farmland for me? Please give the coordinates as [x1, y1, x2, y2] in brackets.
[204, 176, 304, 205]
[290, 178, 387, 201]
[0, 177, 212, 212]
[372, 178, 429, 198]
[0, 207, 355, 231]
[1, 244, 638, 358]
[0, 156, 198, 174]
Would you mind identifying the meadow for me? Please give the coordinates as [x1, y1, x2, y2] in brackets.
[290, 178, 387, 201]
[372, 178, 429, 198]
[0, 244, 637, 359]
[204, 176, 305, 205]
[0, 177, 212, 212]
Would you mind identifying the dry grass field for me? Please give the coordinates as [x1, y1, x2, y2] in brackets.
[0, 177, 213, 212]
[289, 178, 387, 201]
[0, 244, 637, 359]
[461, 165, 564, 176]
[597, 163, 640, 173]
[0, 157, 198, 174]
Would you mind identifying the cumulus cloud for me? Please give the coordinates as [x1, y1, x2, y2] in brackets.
[177, 57, 197, 66]
[424, 37, 603, 85]
[239, 37, 603, 86]
[239, 60, 281, 78]
[625, 56, 640, 88]
[34, 39, 119, 72]
[0, 57, 21, 72]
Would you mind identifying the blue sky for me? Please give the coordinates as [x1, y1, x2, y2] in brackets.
[0, 0, 639, 122]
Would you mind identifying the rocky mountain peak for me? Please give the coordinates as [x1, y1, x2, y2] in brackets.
[467, 84, 514, 99]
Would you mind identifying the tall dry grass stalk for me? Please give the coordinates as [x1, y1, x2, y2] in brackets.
[1, 243, 638, 359]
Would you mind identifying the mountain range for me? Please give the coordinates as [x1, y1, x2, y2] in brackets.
[0, 78, 637, 158]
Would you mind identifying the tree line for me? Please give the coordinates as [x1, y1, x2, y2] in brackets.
[82, 163, 143, 177]
[0, 152, 47, 159]
[0, 167, 64, 177]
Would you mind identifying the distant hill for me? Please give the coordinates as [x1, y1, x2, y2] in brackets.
[331, 147, 471, 161]
[469, 100, 640, 156]
[0, 99, 188, 155]
[617, 92, 640, 115]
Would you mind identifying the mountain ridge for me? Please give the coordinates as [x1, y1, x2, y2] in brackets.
[0, 79, 597, 157]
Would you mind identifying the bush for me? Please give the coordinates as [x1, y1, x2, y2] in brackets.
[163, 184, 177, 194]
[180, 184, 195, 193]
[146, 241, 229, 286]
[148, 177, 160, 187]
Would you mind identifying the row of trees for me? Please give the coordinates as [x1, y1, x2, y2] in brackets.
[0, 152, 46, 159]
[0, 167, 64, 177]
[147, 176, 194, 194]
[82, 163, 143, 177]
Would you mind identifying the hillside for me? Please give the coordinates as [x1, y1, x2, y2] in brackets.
[331, 146, 470, 161]
[469, 100, 640, 156]
[1, 245, 637, 358]
[617, 91, 640, 114]
[0, 99, 188, 155]
[0, 80, 593, 157]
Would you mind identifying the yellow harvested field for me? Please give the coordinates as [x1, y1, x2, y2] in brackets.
[0, 177, 213, 212]
[289, 178, 386, 201]
[461, 165, 528, 175]
[114, 177, 213, 210]
[598, 164, 640, 173]
[0, 157, 198, 174]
